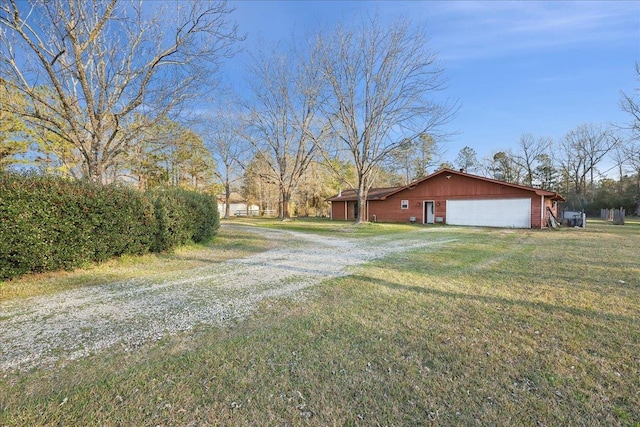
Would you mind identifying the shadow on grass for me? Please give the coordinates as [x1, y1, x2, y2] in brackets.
[395, 262, 639, 299]
[377, 240, 638, 300]
[357, 274, 639, 324]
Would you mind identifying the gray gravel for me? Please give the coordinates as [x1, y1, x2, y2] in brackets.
[0, 224, 455, 372]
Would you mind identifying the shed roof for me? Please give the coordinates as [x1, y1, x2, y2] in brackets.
[327, 186, 403, 202]
[327, 168, 565, 202]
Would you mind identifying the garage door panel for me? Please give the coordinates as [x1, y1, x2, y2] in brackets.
[447, 198, 531, 228]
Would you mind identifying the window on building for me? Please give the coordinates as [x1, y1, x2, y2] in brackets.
[401, 200, 409, 209]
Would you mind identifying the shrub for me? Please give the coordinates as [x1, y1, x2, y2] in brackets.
[148, 187, 219, 252]
[0, 173, 217, 280]
[174, 188, 219, 243]
[0, 173, 48, 278]
[86, 184, 155, 262]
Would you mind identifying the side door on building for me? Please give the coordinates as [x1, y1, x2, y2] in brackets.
[424, 201, 435, 224]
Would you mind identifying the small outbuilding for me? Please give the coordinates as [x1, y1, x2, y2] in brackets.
[328, 168, 565, 229]
[217, 192, 260, 217]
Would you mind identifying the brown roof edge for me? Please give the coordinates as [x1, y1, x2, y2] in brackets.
[381, 168, 566, 201]
[327, 186, 403, 202]
[547, 193, 566, 202]
[327, 168, 566, 202]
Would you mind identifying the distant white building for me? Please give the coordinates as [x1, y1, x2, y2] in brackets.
[217, 192, 259, 217]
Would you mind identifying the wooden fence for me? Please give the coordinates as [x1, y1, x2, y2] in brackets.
[600, 208, 625, 225]
[234, 208, 277, 217]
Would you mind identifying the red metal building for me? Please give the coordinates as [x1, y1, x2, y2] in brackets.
[328, 168, 565, 229]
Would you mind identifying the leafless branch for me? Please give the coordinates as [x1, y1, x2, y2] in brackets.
[0, 0, 241, 182]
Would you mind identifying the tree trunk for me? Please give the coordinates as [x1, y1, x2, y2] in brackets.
[86, 155, 103, 183]
[281, 190, 292, 220]
[636, 175, 640, 216]
[356, 187, 368, 224]
[224, 181, 231, 219]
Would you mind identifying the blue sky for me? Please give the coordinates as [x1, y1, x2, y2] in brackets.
[225, 0, 639, 166]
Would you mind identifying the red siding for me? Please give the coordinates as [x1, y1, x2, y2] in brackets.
[367, 173, 550, 228]
[330, 171, 562, 229]
[331, 201, 358, 221]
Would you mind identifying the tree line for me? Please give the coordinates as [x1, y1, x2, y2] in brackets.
[1, 0, 638, 221]
[450, 120, 639, 214]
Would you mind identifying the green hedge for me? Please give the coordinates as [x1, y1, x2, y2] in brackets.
[0, 173, 219, 280]
[149, 187, 219, 252]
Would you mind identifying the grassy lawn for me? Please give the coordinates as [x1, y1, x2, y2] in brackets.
[1, 219, 638, 426]
[223, 215, 421, 236]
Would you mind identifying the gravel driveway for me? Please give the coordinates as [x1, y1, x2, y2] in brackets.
[0, 224, 455, 372]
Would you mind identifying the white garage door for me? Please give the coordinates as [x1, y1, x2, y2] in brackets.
[446, 198, 531, 228]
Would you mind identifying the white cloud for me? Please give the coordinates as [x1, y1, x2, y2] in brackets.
[415, 1, 639, 62]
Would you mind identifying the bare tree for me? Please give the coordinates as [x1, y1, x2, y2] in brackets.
[293, 159, 335, 217]
[557, 123, 619, 204]
[202, 107, 248, 218]
[620, 141, 640, 214]
[387, 139, 415, 185]
[619, 62, 640, 142]
[241, 151, 280, 215]
[317, 14, 456, 223]
[242, 40, 327, 220]
[0, 0, 239, 183]
[615, 63, 640, 213]
[514, 133, 552, 187]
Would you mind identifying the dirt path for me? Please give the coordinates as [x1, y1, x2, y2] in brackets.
[0, 225, 455, 372]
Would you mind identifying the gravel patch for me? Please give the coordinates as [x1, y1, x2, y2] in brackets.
[0, 224, 456, 372]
